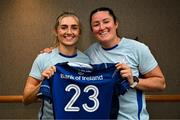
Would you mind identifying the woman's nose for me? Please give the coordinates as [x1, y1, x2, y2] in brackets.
[66, 27, 72, 34]
[99, 23, 105, 30]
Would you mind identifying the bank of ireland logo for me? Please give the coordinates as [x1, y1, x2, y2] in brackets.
[77, 70, 84, 75]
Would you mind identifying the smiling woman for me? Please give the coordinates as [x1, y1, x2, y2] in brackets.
[54, 12, 81, 49]
[22, 12, 90, 119]
[85, 7, 166, 120]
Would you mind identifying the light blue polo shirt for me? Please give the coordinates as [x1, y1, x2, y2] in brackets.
[29, 47, 90, 119]
[85, 37, 157, 120]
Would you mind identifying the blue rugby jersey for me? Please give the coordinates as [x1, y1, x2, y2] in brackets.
[38, 62, 130, 119]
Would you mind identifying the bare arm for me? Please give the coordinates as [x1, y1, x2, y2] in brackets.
[135, 65, 166, 91]
[23, 66, 56, 105]
[23, 76, 41, 105]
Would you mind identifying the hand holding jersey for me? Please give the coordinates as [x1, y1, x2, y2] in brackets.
[38, 62, 130, 119]
[39, 7, 166, 120]
[42, 61, 134, 85]
[116, 63, 134, 86]
[42, 66, 56, 79]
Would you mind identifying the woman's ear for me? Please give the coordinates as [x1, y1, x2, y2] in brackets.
[115, 21, 119, 29]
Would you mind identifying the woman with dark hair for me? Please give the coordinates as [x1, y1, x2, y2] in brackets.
[85, 7, 166, 120]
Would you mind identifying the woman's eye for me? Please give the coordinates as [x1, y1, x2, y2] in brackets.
[59, 25, 67, 30]
[104, 21, 109, 24]
[60, 27, 66, 30]
[72, 27, 78, 30]
[93, 24, 99, 27]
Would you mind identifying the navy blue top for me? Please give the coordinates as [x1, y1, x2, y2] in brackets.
[38, 62, 130, 119]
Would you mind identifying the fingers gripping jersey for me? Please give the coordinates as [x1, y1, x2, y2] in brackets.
[38, 62, 130, 119]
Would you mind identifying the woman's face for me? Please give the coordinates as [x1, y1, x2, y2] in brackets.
[91, 11, 118, 43]
[56, 16, 80, 47]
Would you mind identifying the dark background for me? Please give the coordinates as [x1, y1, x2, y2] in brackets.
[0, 0, 180, 119]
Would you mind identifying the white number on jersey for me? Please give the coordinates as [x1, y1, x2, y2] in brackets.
[64, 84, 99, 112]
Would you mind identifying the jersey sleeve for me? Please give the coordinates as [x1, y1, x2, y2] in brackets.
[37, 78, 52, 102]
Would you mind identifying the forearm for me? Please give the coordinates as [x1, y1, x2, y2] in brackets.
[23, 78, 42, 105]
[135, 76, 166, 92]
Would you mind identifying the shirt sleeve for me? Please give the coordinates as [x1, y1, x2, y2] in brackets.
[138, 44, 158, 75]
[29, 54, 44, 81]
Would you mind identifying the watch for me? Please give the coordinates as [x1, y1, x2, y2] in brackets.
[130, 76, 139, 88]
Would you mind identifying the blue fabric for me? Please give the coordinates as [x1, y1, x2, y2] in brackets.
[38, 62, 130, 119]
[137, 90, 143, 120]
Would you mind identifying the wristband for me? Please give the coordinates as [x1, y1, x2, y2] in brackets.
[130, 76, 139, 88]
